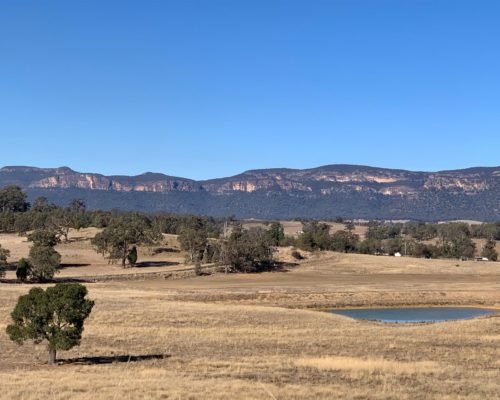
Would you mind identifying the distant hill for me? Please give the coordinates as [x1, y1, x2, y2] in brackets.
[1, 165, 500, 221]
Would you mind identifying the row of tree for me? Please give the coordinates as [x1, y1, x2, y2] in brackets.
[287, 221, 498, 261]
[364, 220, 500, 241]
[0, 185, 225, 237]
[286, 221, 498, 261]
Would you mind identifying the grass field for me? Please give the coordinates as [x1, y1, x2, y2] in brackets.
[0, 230, 498, 399]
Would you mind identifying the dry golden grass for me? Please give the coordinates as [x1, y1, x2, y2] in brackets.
[0, 230, 499, 398]
[0, 229, 185, 279]
[243, 220, 368, 238]
[0, 283, 498, 399]
[295, 356, 439, 375]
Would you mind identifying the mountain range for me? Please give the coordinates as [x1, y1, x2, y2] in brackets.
[1, 165, 499, 221]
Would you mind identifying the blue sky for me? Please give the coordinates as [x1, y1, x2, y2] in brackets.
[1, 0, 499, 179]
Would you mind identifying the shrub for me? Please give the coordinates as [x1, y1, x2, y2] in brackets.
[16, 258, 30, 282]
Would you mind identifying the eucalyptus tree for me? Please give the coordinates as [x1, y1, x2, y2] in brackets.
[6, 283, 94, 365]
[91, 213, 161, 267]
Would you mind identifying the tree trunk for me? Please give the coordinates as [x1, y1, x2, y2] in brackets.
[48, 347, 56, 365]
[122, 245, 128, 268]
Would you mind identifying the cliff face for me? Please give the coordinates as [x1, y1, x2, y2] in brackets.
[199, 166, 498, 197]
[32, 172, 198, 193]
[1, 165, 499, 220]
[0, 167, 199, 193]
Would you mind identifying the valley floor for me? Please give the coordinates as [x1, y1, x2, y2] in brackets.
[0, 232, 499, 399]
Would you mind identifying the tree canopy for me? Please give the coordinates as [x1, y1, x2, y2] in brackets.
[0, 243, 10, 278]
[27, 229, 62, 282]
[6, 283, 94, 364]
[91, 213, 162, 266]
[178, 216, 208, 264]
[28, 244, 61, 282]
[0, 185, 30, 213]
[220, 224, 273, 273]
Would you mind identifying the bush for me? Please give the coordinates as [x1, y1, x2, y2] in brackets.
[220, 224, 274, 273]
[0, 244, 10, 278]
[16, 258, 30, 282]
[127, 246, 138, 266]
[29, 245, 61, 282]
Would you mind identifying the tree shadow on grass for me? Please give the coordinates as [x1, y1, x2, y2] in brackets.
[225, 261, 299, 274]
[152, 247, 180, 254]
[257, 261, 299, 273]
[59, 353, 170, 365]
[59, 263, 91, 269]
[134, 261, 180, 268]
[0, 277, 91, 284]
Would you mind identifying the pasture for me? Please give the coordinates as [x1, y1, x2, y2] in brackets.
[0, 229, 498, 399]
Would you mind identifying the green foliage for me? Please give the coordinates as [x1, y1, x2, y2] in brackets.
[366, 222, 403, 240]
[46, 199, 89, 241]
[0, 194, 91, 236]
[220, 224, 273, 273]
[16, 258, 30, 282]
[150, 213, 223, 238]
[28, 229, 60, 247]
[281, 235, 298, 247]
[91, 213, 161, 266]
[202, 242, 218, 264]
[68, 198, 86, 214]
[403, 241, 442, 259]
[383, 237, 403, 255]
[29, 245, 61, 282]
[178, 217, 208, 264]
[403, 222, 438, 241]
[265, 221, 285, 246]
[13, 212, 33, 235]
[0, 211, 16, 233]
[358, 238, 383, 255]
[297, 221, 331, 251]
[437, 223, 476, 259]
[69, 201, 91, 228]
[330, 230, 360, 253]
[127, 246, 138, 266]
[32, 196, 50, 212]
[0, 185, 30, 213]
[470, 223, 500, 240]
[481, 239, 498, 261]
[0, 244, 10, 278]
[89, 210, 113, 228]
[6, 283, 94, 364]
[48, 208, 74, 242]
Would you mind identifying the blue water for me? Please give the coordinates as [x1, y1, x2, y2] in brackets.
[331, 307, 496, 323]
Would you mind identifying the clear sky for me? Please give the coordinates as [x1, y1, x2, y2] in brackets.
[1, 0, 499, 180]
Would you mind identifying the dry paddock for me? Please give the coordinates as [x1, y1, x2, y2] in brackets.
[0, 282, 499, 400]
[0, 230, 499, 399]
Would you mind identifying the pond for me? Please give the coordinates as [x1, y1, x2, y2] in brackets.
[330, 307, 496, 323]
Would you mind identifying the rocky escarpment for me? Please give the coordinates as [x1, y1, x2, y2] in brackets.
[1, 165, 499, 220]
[2, 168, 199, 193]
